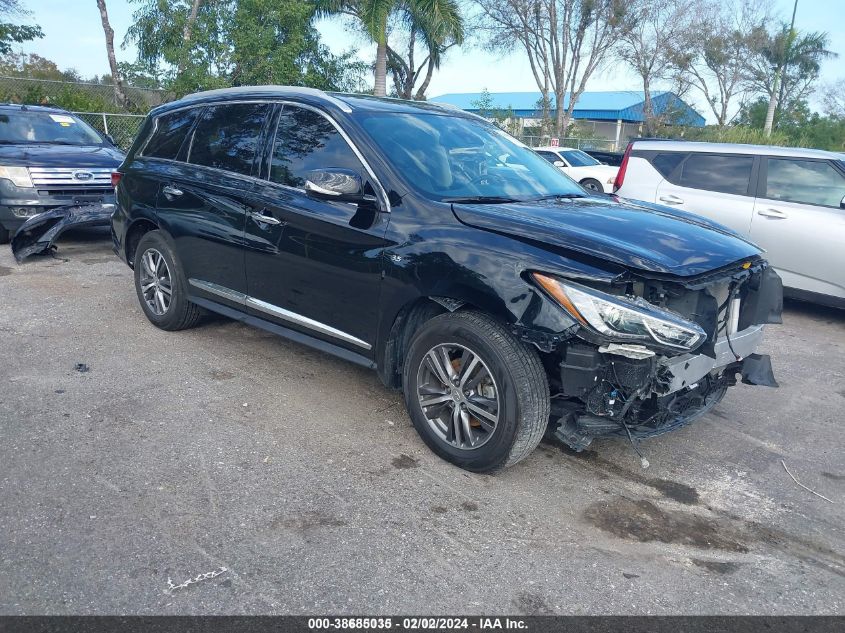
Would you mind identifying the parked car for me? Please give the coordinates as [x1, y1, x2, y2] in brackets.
[584, 149, 624, 167]
[614, 140, 845, 308]
[0, 103, 124, 244]
[534, 146, 619, 192]
[111, 87, 782, 473]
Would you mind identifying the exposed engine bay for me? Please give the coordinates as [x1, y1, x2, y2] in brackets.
[542, 259, 783, 453]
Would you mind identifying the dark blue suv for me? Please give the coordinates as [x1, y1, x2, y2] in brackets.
[0, 103, 124, 243]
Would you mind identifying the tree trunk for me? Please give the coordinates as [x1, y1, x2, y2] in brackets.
[374, 37, 388, 96]
[178, 0, 203, 74]
[95, 0, 129, 109]
[554, 87, 565, 136]
[763, 70, 780, 137]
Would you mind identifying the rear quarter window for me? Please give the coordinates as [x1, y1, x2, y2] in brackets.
[142, 108, 200, 160]
[651, 152, 686, 178]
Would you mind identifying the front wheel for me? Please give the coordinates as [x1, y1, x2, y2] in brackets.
[580, 178, 603, 192]
[402, 310, 550, 473]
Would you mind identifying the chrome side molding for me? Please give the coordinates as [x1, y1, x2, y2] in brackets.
[188, 278, 371, 350]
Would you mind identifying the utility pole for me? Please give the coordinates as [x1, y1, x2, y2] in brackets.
[764, 0, 798, 137]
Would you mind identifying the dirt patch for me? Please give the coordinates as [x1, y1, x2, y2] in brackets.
[513, 591, 554, 615]
[81, 256, 116, 265]
[209, 369, 235, 381]
[650, 479, 700, 505]
[460, 501, 479, 512]
[583, 497, 749, 552]
[430, 505, 448, 514]
[821, 472, 845, 482]
[392, 454, 419, 469]
[0, 265, 12, 276]
[691, 559, 741, 574]
[271, 511, 347, 533]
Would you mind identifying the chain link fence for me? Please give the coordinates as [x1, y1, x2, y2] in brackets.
[519, 135, 617, 151]
[73, 112, 146, 151]
[0, 75, 171, 111]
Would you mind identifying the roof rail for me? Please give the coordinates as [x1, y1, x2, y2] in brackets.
[174, 85, 353, 113]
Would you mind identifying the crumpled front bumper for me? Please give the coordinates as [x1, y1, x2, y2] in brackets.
[10, 203, 115, 262]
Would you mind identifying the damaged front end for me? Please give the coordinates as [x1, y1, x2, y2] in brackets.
[10, 203, 115, 262]
[534, 259, 783, 453]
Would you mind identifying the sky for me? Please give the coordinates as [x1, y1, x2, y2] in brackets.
[12, 0, 845, 123]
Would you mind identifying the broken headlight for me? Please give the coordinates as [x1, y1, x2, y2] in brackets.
[532, 273, 706, 351]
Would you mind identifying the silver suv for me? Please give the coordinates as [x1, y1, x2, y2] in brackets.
[614, 140, 845, 308]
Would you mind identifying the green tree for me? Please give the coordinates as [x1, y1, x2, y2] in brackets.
[0, 0, 42, 54]
[125, 0, 368, 95]
[743, 24, 837, 135]
[385, 0, 464, 100]
[316, 0, 463, 97]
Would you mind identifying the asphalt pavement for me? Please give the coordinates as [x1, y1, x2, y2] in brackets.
[1, 231, 843, 614]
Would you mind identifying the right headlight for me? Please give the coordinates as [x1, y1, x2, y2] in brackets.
[532, 273, 706, 351]
[0, 165, 33, 188]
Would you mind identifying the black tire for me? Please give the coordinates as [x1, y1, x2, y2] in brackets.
[133, 230, 202, 331]
[402, 310, 550, 473]
[580, 178, 603, 192]
[0, 224, 9, 245]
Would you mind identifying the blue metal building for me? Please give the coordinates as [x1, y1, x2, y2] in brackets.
[430, 90, 705, 149]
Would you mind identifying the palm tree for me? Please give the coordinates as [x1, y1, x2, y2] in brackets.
[316, 0, 463, 97]
[752, 25, 836, 135]
[386, 0, 464, 99]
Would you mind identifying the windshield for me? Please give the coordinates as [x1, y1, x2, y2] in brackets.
[560, 149, 600, 167]
[357, 112, 584, 202]
[0, 110, 105, 145]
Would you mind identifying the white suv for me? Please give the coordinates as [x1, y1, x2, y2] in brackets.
[615, 140, 845, 308]
[535, 146, 618, 193]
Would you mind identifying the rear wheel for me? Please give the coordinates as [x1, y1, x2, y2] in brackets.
[133, 230, 202, 331]
[580, 178, 603, 192]
[403, 310, 550, 473]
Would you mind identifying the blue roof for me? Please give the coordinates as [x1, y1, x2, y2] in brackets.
[430, 90, 705, 127]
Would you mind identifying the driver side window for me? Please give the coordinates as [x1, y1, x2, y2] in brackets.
[269, 105, 364, 189]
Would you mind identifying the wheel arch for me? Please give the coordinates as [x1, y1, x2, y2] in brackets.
[124, 218, 160, 268]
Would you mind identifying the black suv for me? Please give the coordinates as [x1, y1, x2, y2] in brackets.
[112, 87, 782, 472]
[0, 104, 124, 243]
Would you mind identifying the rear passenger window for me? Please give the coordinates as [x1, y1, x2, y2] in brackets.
[652, 152, 685, 178]
[269, 105, 363, 188]
[765, 158, 845, 207]
[678, 154, 754, 195]
[188, 103, 271, 176]
[143, 108, 200, 160]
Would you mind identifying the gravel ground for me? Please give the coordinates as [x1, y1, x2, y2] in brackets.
[1, 231, 843, 615]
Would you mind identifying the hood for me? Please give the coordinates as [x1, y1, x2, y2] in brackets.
[0, 144, 125, 167]
[452, 195, 761, 277]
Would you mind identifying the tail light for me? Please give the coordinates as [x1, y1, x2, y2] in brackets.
[613, 142, 633, 192]
[111, 171, 123, 188]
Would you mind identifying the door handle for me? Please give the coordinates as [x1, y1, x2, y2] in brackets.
[250, 209, 283, 226]
[162, 185, 183, 198]
[658, 194, 684, 205]
[758, 208, 788, 219]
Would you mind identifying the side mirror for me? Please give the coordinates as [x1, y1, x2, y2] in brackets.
[304, 169, 376, 204]
[553, 160, 565, 168]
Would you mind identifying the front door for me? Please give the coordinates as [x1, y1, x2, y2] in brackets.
[654, 152, 758, 235]
[750, 156, 845, 299]
[244, 103, 390, 353]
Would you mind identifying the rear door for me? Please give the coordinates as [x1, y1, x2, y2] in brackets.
[155, 102, 273, 305]
[654, 152, 757, 234]
[750, 156, 845, 299]
[243, 102, 390, 353]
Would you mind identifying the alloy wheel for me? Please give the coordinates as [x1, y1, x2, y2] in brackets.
[139, 248, 172, 316]
[416, 343, 500, 450]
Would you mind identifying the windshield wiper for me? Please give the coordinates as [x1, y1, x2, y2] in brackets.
[442, 195, 519, 204]
[530, 193, 587, 202]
